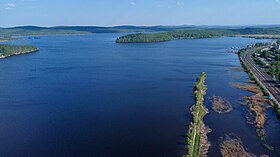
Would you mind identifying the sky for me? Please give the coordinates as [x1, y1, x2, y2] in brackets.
[0, 0, 280, 27]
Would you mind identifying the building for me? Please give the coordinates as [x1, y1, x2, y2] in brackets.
[273, 43, 280, 50]
[261, 48, 270, 52]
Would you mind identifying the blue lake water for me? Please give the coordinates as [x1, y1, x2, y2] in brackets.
[0, 34, 279, 157]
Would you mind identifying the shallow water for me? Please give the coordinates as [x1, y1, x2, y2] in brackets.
[0, 34, 279, 157]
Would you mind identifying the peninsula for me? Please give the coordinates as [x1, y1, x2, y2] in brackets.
[186, 72, 210, 157]
[0, 44, 38, 59]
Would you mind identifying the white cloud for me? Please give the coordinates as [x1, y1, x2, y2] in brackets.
[129, 1, 135, 5]
[5, 3, 16, 10]
[8, 3, 15, 7]
[177, 1, 184, 6]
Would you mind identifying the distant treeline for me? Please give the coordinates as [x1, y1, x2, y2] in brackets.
[0, 27, 90, 40]
[116, 27, 280, 43]
[0, 25, 214, 38]
[0, 25, 199, 40]
[232, 27, 280, 35]
[0, 44, 38, 58]
[1, 25, 280, 43]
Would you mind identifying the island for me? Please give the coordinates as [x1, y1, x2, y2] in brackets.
[116, 27, 280, 43]
[116, 29, 234, 43]
[0, 44, 38, 59]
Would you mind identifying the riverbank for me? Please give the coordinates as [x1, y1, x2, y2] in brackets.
[0, 38, 13, 43]
[186, 72, 210, 157]
[236, 34, 280, 39]
[235, 44, 280, 153]
[238, 45, 280, 116]
[0, 37, 22, 43]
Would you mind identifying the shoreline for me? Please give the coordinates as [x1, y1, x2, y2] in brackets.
[0, 38, 21, 43]
[0, 49, 39, 59]
[116, 35, 278, 44]
[235, 34, 280, 39]
[0, 33, 92, 43]
[237, 45, 280, 115]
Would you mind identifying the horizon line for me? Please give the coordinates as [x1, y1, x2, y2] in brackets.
[1, 24, 280, 29]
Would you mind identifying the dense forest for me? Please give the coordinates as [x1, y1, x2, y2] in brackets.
[116, 29, 236, 43]
[231, 27, 280, 35]
[116, 27, 280, 43]
[0, 44, 38, 58]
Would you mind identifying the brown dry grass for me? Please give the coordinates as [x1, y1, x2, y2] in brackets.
[209, 96, 233, 114]
[228, 66, 244, 72]
[249, 104, 266, 128]
[199, 123, 212, 157]
[230, 82, 262, 94]
[230, 74, 244, 80]
[220, 134, 256, 157]
[230, 82, 273, 128]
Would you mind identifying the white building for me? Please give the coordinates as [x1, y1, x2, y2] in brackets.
[261, 48, 270, 52]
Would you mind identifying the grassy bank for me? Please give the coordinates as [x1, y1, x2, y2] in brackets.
[186, 72, 209, 157]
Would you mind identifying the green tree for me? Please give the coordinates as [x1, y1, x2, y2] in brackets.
[0, 44, 38, 58]
[260, 50, 270, 58]
[275, 54, 280, 61]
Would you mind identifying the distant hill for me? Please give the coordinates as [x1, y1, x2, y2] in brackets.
[45, 25, 200, 33]
[0, 26, 90, 40]
[0, 25, 202, 40]
[1, 25, 280, 42]
[231, 27, 280, 35]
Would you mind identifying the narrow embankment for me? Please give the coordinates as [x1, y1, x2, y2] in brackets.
[186, 72, 210, 157]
